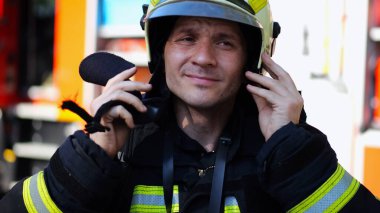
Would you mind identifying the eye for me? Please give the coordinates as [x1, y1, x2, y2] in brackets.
[218, 41, 232, 46]
[217, 40, 234, 49]
[176, 36, 195, 44]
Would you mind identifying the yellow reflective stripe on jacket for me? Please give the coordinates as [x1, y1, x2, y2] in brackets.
[23, 177, 37, 213]
[131, 185, 241, 212]
[224, 196, 241, 213]
[248, 0, 268, 13]
[288, 164, 360, 213]
[22, 171, 62, 213]
[130, 185, 180, 212]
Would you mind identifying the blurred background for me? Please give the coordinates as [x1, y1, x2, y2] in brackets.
[0, 0, 379, 198]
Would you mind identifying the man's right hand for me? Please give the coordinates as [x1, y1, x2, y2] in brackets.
[89, 67, 152, 158]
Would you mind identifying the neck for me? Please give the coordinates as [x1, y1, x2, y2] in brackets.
[173, 98, 235, 152]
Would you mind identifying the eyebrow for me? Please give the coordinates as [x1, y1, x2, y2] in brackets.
[172, 25, 242, 41]
[173, 26, 195, 34]
[215, 32, 241, 41]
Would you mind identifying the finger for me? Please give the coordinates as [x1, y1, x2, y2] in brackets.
[108, 90, 148, 112]
[250, 91, 267, 110]
[105, 67, 137, 89]
[245, 71, 287, 95]
[91, 89, 147, 117]
[246, 84, 280, 104]
[260, 53, 279, 80]
[247, 84, 304, 122]
[103, 81, 152, 96]
[111, 105, 135, 128]
[261, 53, 298, 90]
[101, 83, 152, 112]
[99, 104, 135, 129]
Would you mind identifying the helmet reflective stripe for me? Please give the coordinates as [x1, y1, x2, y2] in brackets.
[288, 164, 360, 213]
[150, 0, 160, 7]
[22, 171, 62, 213]
[248, 0, 268, 13]
[254, 3, 273, 58]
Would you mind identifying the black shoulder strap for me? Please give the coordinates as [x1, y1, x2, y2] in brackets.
[208, 135, 232, 213]
[163, 127, 174, 213]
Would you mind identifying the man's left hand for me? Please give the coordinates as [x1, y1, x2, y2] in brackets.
[245, 53, 304, 141]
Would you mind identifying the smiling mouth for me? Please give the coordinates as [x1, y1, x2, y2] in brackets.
[185, 74, 219, 86]
[186, 74, 218, 81]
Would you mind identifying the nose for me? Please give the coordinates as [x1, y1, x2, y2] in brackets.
[191, 40, 217, 67]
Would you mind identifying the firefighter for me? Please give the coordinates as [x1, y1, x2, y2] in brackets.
[1, 0, 380, 212]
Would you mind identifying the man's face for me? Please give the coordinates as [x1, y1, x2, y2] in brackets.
[164, 17, 246, 110]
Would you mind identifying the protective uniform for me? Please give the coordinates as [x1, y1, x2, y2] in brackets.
[1, 0, 380, 212]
